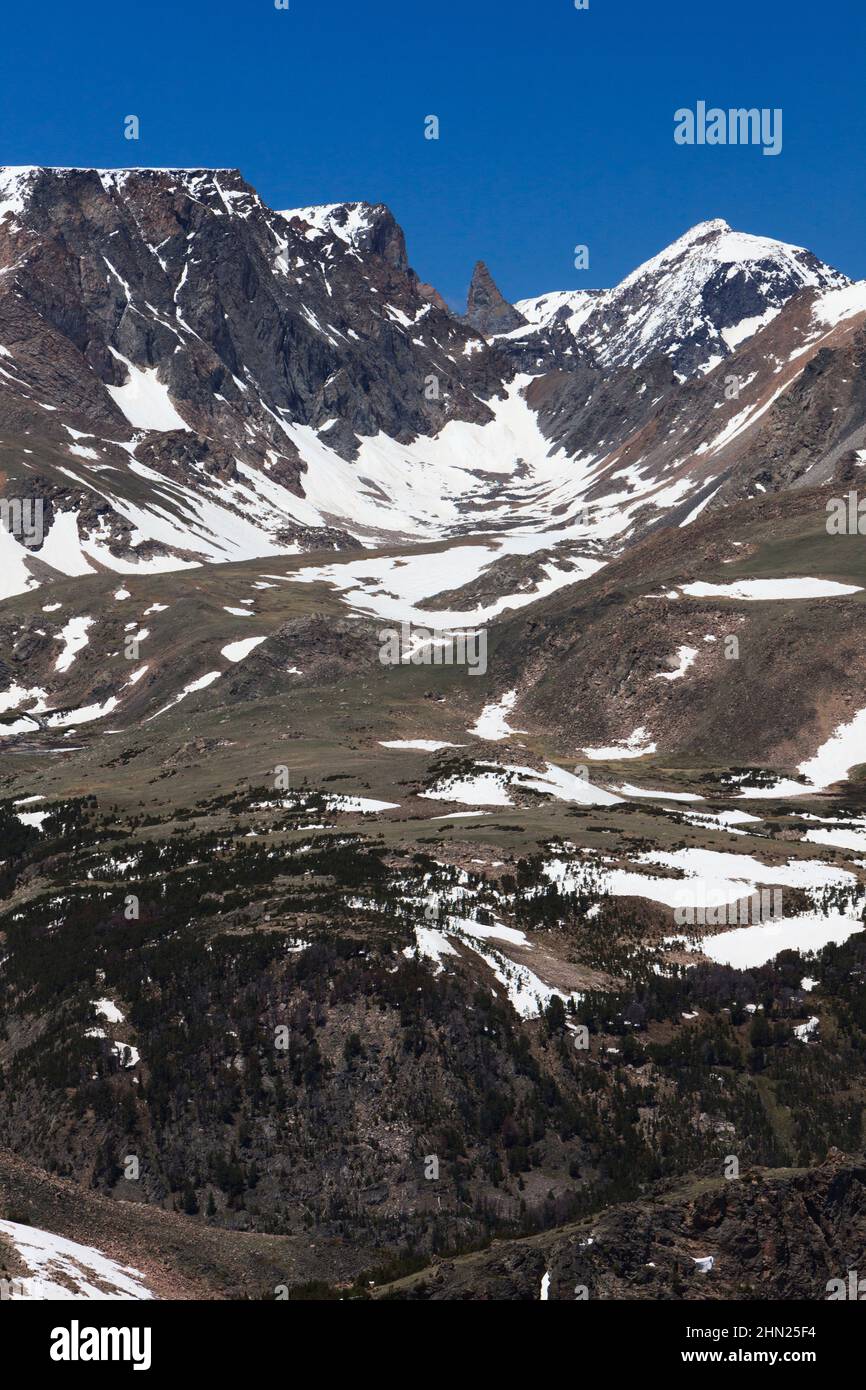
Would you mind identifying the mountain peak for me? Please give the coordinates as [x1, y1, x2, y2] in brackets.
[279, 201, 410, 272]
[522, 218, 850, 376]
[618, 218, 846, 295]
[680, 217, 731, 239]
[465, 260, 527, 336]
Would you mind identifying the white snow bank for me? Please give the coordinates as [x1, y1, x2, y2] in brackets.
[682, 578, 861, 601]
[583, 727, 656, 760]
[326, 795, 400, 813]
[145, 671, 221, 722]
[655, 645, 698, 681]
[221, 636, 267, 662]
[106, 348, 189, 432]
[422, 761, 621, 809]
[469, 690, 525, 742]
[739, 705, 866, 799]
[695, 912, 863, 969]
[54, 616, 93, 673]
[0, 1220, 154, 1300]
[380, 739, 463, 751]
[93, 998, 125, 1024]
[804, 826, 866, 853]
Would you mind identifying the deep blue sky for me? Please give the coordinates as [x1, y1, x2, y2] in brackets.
[1, 0, 864, 307]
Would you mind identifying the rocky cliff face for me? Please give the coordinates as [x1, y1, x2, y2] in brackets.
[0, 167, 508, 569]
[0, 168, 501, 449]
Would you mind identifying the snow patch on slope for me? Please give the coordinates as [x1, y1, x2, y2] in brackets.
[0, 1219, 154, 1300]
[106, 349, 189, 432]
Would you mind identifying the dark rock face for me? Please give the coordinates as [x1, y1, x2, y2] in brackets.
[281, 201, 452, 315]
[19, 169, 503, 450]
[728, 327, 866, 495]
[525, 353, 677, 462]
[0, 168, 514, 559]
[380, 1152, 866, 1300]
[304, 202, 411, 271]
[465, 261, 528, 336]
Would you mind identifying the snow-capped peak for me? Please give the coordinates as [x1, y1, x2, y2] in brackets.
[278, 200, 409, 272]
[520, 219, 849, 376]
[616, 218, 845, 295]
[279, 201, 379, 244]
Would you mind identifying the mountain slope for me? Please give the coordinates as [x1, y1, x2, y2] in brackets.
[489, 479, 866, 774]
[0, 1145, 371, 1298]
[375, 1152, 866, 1301]
[3, 173, 866, 1307]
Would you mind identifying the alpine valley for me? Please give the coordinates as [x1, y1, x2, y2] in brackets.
[1, 166, 866, 1302]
